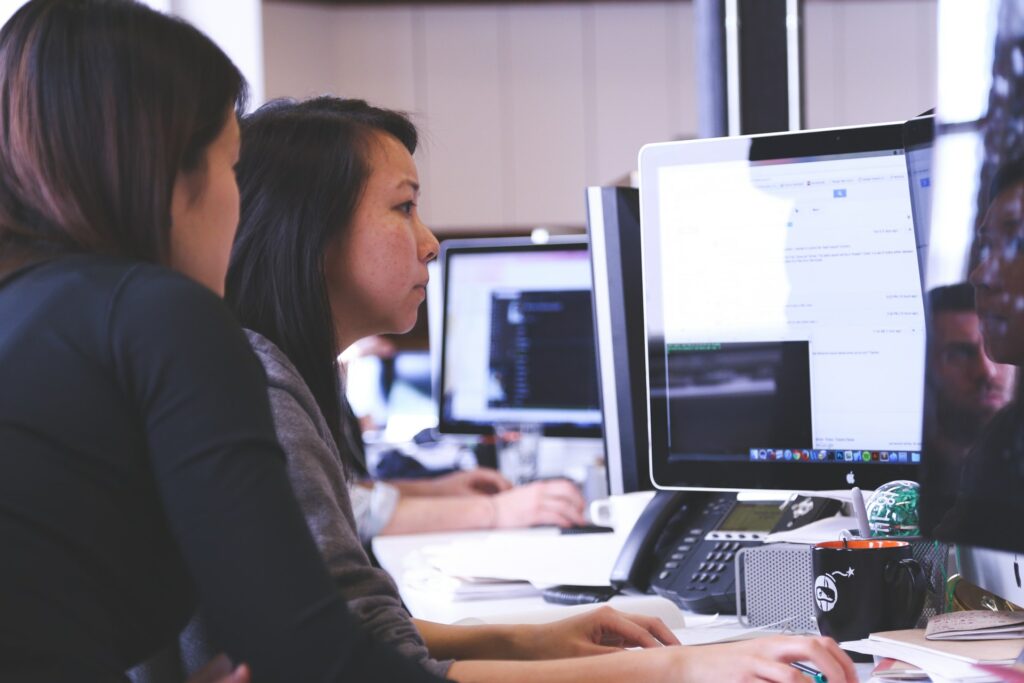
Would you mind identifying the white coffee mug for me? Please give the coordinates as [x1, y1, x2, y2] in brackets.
[588, 491, 656, 532]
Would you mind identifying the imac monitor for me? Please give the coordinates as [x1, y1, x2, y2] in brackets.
[586, 186, 654, 494]
[438, 237, 602, 437]
[917, 0, 1024, 573]
[639, 122, 925, 491]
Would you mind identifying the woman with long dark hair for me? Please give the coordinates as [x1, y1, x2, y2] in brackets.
[223, 96, 859, 683]
[0, 2, 445, 681]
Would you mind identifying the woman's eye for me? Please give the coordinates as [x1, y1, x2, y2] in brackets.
[398, 201, 415, 216]
[1013, 234, 1024, 259]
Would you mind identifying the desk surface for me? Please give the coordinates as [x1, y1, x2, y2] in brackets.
[373, 527, 878, 680]
[374, 527, 561, 624]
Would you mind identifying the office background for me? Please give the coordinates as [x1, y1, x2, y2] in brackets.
[0, 0, 937, 234]
[261, 0, 937, 232]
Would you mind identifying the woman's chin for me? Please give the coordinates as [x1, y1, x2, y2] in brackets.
[389, 314, 419, 336]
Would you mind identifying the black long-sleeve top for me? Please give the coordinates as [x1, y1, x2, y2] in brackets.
[0, 255, 445, 683]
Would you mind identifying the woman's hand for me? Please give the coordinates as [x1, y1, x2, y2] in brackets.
[673, 635, 858, 683]
[185, 654, 250, 683]
[520, 605, 680, 659]
[420, 468, 514, 496]
[492, 479, 586, 528]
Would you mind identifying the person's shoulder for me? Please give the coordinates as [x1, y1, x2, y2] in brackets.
[9, 253, 145, 297]
[242, 329, 341, 452]
[244, 329, 307, 391]
[109, 258, 221, 310]
[5, 253, 219, 322]
[103, 258, 243, 343]
[99, 258, 252, 368]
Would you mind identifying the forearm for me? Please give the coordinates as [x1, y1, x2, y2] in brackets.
[414, 620, 526, 661]
[379, 496, 493, 535]
[389, 479, 446, 497]
[446, 649, 679, 683]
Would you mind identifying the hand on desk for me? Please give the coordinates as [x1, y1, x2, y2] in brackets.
[415, 605, 676, 663]
[492, 479, 586, 528]
[524, 605, 680, 659]
[443, 632, 857, 683]
[674, 635, 857, 683]
[399, 468, 514, 497]
[185, 654, 249, 683]
[379, 477, 585, 534]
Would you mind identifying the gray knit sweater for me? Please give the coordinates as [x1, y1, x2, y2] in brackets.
[244, 330, 451, 678]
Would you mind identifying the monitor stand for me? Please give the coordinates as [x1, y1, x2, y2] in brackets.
[960, 546, 1024, 608]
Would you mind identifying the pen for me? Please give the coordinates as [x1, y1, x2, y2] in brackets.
[791, 661, 828, 683]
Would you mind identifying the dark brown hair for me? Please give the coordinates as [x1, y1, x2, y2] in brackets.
[0, 0, 247, 268]
[226, 97, 417, 449]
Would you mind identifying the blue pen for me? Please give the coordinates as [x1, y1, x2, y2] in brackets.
[791, 661, 828, 683]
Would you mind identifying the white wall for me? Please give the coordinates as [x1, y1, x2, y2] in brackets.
[0, 0, 938, 232]
[0, 0, 265, 108]
[263, 0, 937, 233]
[0, 0, 22, 26]
[803, 0, 938, 128]
[172, 0, 265, 108]
[262, 1, 697, 232]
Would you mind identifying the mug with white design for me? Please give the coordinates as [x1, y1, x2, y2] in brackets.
[811, 539, 926, 650]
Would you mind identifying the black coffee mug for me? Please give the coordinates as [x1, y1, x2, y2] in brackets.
[812, 539, 926, 645]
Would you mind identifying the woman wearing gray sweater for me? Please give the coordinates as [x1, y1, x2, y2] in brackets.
[221, 96, 857, 683]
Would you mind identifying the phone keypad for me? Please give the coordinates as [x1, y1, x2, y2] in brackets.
[655, 537, 761, 597]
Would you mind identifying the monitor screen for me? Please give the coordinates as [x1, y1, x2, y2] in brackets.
[438, 237, 602, 436]
[918, 0, 1024, 557]
[640, 123, 925, 491]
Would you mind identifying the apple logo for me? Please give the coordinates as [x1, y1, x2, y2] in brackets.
[846, 471, 856, 485]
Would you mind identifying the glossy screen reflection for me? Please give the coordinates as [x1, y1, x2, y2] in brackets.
[920, 0, 1024, 554]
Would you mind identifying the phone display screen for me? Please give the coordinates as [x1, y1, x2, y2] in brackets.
[716, 502, 784, 532]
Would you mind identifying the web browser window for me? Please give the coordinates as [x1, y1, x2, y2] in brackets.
[653, 149, 925, 460]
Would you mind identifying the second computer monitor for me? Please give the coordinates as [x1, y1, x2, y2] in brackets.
[639, 122, 925, 491]
[586, 186, 653, 494]
[438, 237, 602, 437]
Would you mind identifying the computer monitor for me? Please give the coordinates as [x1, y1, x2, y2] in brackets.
[903, 115, 933, 284]
[917, 0, 1024, 579]
[586, 186, 654, 494]
[437, 236, 602, 437]
[639, 122, 925, 491]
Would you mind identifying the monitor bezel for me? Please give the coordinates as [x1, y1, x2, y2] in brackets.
[437, 235, 602, 437]
[640, 121, 923, 491]
[586, 186, 653, 494]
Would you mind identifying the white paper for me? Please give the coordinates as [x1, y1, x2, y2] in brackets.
[454, 595, 685, 629]
[401, 565, 540, 601]
[842, 638, 1004, 682]
[764, 514, 857, 544]
[421, 530, 625, 587]
[670, 619, 788, 646]
[926, 611, 1024, 640]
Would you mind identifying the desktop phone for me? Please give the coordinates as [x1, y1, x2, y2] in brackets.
[610, 492, 840, 614]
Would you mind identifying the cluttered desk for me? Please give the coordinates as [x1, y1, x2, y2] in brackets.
[373, 487, 1020, 682]
[365, 53, 1024, 679]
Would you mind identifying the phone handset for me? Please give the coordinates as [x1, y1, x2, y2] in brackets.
[609, 490, 703, 593]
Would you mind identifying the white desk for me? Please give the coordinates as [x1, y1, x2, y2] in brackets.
[374, 527, 571, 624]
[373, 527, 877, 680]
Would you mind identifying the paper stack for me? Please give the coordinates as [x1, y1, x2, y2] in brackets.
[926, 611, 1024, 641]
[842, 626, 1023, 683]
[418, 529, 625, 588]
[401, 565, 541, 601]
